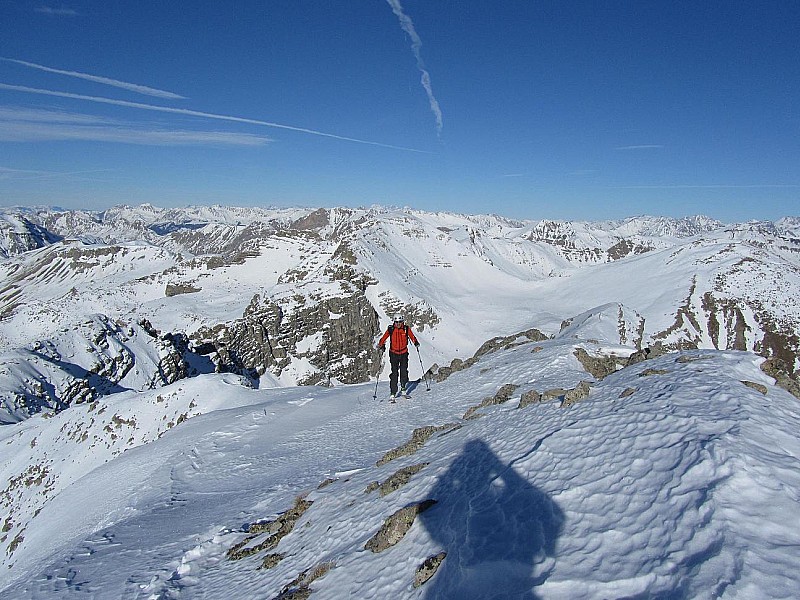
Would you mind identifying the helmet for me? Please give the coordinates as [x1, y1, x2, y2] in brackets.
[393, 314, 404, 323]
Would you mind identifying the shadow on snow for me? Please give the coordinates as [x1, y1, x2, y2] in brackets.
[420, 439, 564, 600]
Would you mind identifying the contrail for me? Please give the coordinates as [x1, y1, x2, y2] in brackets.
[385, 0, 443, 136]
[0, 58, 186, 100]
[0, 83, 431, 153]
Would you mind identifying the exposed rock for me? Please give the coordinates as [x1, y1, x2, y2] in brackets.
[474, 329, 549, 360]
[290, 208, 330, 231]
[272, 560, 336, 600]
[619, 387, 637, 398]
[227, 495, 313, 561]
[463, 384, 519, 419]
[413, 552, 447, 588]
[639, 368, 670, 377]
[651, 277, 703, 350]
[561, 381, 592, 408]
[367, 463, 430, 497]
[378, 293, 441, 332]
[518, 389, 542, 408]
[573, 348, 621, 380]
[542, 388, 569, 402]
[760, 358, 800, 400]
[364, 499, 437, 553]
[259, 553, 286, 570]
[607, 238, 653, 260]
[702, 292, 749, 351]
[194, 288, 381, 385]
[756, 320, 800, 375]
[741, 381, 768, 395]
[377, 425, 459, 467]
[626, 345, 667, 366]
[675, 354, 710, 363]
[430, 329, 549, 383]
[164, 282, 201, 297]
[0, 214, 61, 257]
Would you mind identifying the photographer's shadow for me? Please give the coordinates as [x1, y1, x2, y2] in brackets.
[421, 439, 564, 600]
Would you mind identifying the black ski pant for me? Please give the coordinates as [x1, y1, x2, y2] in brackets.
[389, 351, 409, 395]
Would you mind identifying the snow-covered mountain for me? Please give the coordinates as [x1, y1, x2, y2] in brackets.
[1, 322, 799, 598]
[1, 205, 798, 424]
[2, 203, 800, 598]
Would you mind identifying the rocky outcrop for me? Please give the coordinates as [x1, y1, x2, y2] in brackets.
[518, 389, 543, 408]
[227, 495, 313, 561]
[414, 552, 447, 588]
[164, 282, 201, 297]
[463, 384, 519, 419]
[430, 329, 549, 383]
[365, 463, 430, 497]
[574, 348, 622, 380]
[364, 499, 437, 553]
[626, 345, 667, 366]
[377, 425, 460, 467]
[561, 381, 592, 408]
[607, 238, 654, 260]
[194, 285, 381, 385]
[291, 208, 330, 231]
[761, 358, 800, 399]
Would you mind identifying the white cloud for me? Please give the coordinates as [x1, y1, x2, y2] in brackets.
[0, 82, 430, 152]
[0, 106, 116, 125]
[34, 6, 78, 16]
[0, 106, 271, 146]
[385, 0, 443, 136]
[1, 58, 185, 100]
[0, 166, 110, 181]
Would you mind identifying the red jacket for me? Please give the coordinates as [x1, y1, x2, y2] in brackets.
[379, 324, 418, 355]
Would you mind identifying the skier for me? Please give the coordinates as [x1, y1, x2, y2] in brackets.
[377, 314, 420, 400]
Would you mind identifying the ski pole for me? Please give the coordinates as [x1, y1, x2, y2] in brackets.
[373, 349, 384, 400]
[415, 345, 430, 391]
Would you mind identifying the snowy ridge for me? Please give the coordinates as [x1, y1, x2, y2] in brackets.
[1, 328, 798, 598]
[1, 204, 799, 424]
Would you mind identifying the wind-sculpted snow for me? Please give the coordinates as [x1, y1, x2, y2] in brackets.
[1, 334, 798, 598]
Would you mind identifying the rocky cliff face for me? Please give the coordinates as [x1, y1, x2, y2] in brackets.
[194, 285, 381, 386]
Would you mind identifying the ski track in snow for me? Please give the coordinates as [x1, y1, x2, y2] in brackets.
[2, 338, 800, 599]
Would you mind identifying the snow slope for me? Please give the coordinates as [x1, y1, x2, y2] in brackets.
[2, 330, 799, 598]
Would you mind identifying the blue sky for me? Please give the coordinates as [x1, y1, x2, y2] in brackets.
[0, 1, 798, 222]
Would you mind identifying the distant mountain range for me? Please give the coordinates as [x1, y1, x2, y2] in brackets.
[1, 204, 799, 423]
[2, 204, 800, 598]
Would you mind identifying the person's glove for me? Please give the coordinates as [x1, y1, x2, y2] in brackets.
[379, 345, 385, 352]
[414, 341, 420, 347]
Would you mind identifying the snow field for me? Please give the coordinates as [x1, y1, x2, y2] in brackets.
[5, 335, 799, 598]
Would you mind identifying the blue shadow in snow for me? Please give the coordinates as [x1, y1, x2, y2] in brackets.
[420, 439, 564, 600]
